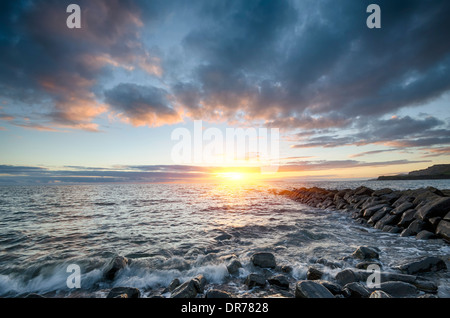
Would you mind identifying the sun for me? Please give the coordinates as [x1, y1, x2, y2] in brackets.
[214, 171, 254, 184]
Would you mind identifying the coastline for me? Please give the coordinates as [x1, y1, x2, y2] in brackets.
[278, 186, 450, 242]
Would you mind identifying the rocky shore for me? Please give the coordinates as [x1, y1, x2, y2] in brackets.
[21, 186, 450, 299]
[279, 186, 450, 242]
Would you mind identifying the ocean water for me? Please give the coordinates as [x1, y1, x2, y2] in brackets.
[0, 180, 449, 298]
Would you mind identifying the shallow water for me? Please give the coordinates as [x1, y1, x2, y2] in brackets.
[0, 181, 449, 297]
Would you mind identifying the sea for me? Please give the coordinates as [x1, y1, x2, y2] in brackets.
[0, 180, 449, 298]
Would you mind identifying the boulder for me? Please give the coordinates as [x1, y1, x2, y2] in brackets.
[107, 287, 140, 298]
[416, 197, 450, 220]
[391, 202, 414, 215]
[163, 278, 181, 293]
[335, 269, 361, 285]
[268, 274, 290, 289]
[306, 267, 323, 280]
[294, 281, 334, 298]
[205, 289, 233, 298]
[226, 259, 242, 275]
[250, 252, 276, 269]
[104, 256, 129, 280]
[368, 208, 389, 225]
[352, 246, 380, 260]
[192, 274, 207, 293]
[355, 186, 374, 196]
[376, 281, 417, 298]
[398, 256, 447, 275]
[402, 219, 428, 236]
[363, 204, 389, 218]
[343, 282, 371, 298]
[245, 273, 267, 288]
[413, 279, 438, 293]
[171, 280, 198, 298]
[436, 220, 450, 241]
[317, 280, 343, 295]
[415, 230, 436, 240]
[397, 209, 417, 228]
[375, 213, 400, 229]
[369, 290, 392, 298]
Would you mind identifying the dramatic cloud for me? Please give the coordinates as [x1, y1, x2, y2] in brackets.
[104, 83, 181, 127]
[0, 0, 449, 161]
[0, 0, 164, 131]
[292, 115, 450, 149]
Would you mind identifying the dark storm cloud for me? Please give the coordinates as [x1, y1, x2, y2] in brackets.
[172, 0, 450, 132]
[292, 115, 450, 149]
[104, 83, 181, 127]
[0, 0, 449, 141]
[0, 0, 166, 131]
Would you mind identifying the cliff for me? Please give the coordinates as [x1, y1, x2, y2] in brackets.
[378, 164, 450, 180]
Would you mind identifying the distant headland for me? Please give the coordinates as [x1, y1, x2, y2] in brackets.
[378, 164, 450, 180]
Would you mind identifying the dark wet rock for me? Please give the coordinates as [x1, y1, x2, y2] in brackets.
[401, 219, 428, 237]
[163, 278, 181, 293]
[398, 256, 447, 275]
[245, 273, 267, 288]
[295, 281, 334, 298]
[416, 197, 450, 220]
[205, 289, 233, 298]
[375, 213, 400, 229]
[281, 265, 293, 273]
[415, 230, 436, 240]
[343, 282, 371, 298]
[363, 204, 389, 219]
[306, 266, 323, 280]
[355, 186, 374, 197]
[429, 217, 442, 228]
[398, 209, 417, 228]
[268, 274, 290, 289]
[393, 194, 414, 207]
[107, 287, 140, 298]
[368, 208, 389, 225]
[369, 290, 392, 298]
[413, 279, 438, 293]
[315, 258, 342, 269]
[391, 202, 414, 215]
[104, 256, 129, 280]
[192, 274, 207, 293]
[317, 280, 343, 295]
[352, 246, 380, 260]
[436, 220, 450, 241]
[372, 188, 393, 197]
[355, 261, 382, 270]
[171, 280, 198, 298]
[227, 259, 242, 275]
[335, 269, 361, 285]
[376, 281, 418, 298]
[250, 252, 276, 269]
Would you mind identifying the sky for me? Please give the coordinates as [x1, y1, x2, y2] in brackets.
[0, 0, 450, 184]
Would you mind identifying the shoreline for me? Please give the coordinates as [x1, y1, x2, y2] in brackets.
[277, 186, 450, 243]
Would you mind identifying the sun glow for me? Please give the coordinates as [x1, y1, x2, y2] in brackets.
[214, 171, 256, 184]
